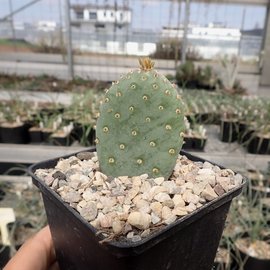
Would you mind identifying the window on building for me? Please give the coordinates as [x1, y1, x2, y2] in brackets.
[89, 12, 97, 20]
[104, 11, 106, 17]
[77, 11, 84, 20]
[95, 23, 105, 28]
[111, 12, 114, 17]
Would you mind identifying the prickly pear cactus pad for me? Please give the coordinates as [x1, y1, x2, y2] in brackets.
[96, 58, 185, 179]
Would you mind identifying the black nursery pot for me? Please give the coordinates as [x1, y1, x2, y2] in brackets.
[71, 123, 96, 145]
[193, 137, 207, 151]
[29, 128, 43, 143]
[0, 123, 30, 144]
[220, 120, 238, 143]
[182, 136, 194, 149]
[0, 245, 10, 268]
[29, 148, 245, 270]
[235, 244, 270, 270]
[41, 130, 53, 143]
[247, 135, 270, 155]
[182, 137, 207, 151]
[51, 133, 73, 146]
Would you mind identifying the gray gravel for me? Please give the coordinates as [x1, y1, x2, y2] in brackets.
[35, 151, 243, 242]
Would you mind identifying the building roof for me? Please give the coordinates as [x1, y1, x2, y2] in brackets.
[71, 4, 131, 12]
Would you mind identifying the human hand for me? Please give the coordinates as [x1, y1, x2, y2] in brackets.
[4, 226, 59, 270]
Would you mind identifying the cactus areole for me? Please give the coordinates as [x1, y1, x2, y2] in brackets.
[96, 58, 185, 180]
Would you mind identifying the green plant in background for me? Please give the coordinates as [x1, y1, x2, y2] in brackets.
[151, 38, 182, 60]
[219, 56, 246, 95]
[34, 111, 61, 132]
[96, 57, 186, 179]
[192, 124, 207, 138]
[176, 61, 197, 89]
[0, 98, 34, 125]
[176, 62, 220, 91]
[234, 197, 270, 266]
[197, 65, 221, 90]
[63, 90, 103, 146]
[220, 56, 238, 90]
[219, 176, 270, 269]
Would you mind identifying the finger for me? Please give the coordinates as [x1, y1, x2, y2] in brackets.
[4, 226, 57, 270]
[49, 261, 60, 270]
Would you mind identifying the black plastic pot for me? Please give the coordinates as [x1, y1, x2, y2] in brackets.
[182, 136, 193, 149]
[237, 122, 255, 146]
[0, 245, 10, 268]
[29, 127, 43, 143]
[51, 133, 73, 146]
[234, 242, 270, 270]
[71, 123, 95, 146]
[193, 137, 207, 151]
[220, 120, 238, 143]
[182, 137, 207, 151]
[247, 135, 270, 155]
[41, 130, 53, 143]
[29, 149, 244, 270]
[0, 123, 30, 144]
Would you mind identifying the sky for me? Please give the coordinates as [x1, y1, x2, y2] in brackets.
[0, 0, 267, 31]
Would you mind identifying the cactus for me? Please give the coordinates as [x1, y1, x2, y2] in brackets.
[96, 58, 186, 180]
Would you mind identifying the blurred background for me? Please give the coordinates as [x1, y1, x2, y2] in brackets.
[0, 0, 269, 87]
[0, 0, 270, 269]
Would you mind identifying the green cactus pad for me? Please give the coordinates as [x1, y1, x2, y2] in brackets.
[96, 58, 186, 179]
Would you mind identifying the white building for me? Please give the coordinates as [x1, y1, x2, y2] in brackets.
[37, 21, 57, 32]
[71, 4, 156, 56]
[161, 23, 242, 59]
[71, 4, 131, 33]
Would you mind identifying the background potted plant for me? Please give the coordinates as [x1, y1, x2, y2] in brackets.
[247, 124, 270, 155]
[0, 99, 31, 144]
[63, 91, 100, 146]
[220, 102, 239, 143]
[218, 56, 246, 95]
[233, 197, 270, 270]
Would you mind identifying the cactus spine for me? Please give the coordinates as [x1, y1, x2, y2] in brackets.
[96, 58, 185, 179]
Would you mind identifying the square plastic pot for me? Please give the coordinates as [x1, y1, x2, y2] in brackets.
[29, 128, 43, 143]
[193, 138, 207, 151]
[0, 245, 10, 268]
[235, 242, 270, 270]
[220, 120, 238, 143]
[28, 148, 245, 270]
[0, 123, 30, 144]
[182, 136, 193, 149]
[247, 135, 270, 155]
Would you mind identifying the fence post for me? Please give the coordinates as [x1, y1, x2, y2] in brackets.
[181, 0, 190, 65]
[64, 0, 74, 80]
